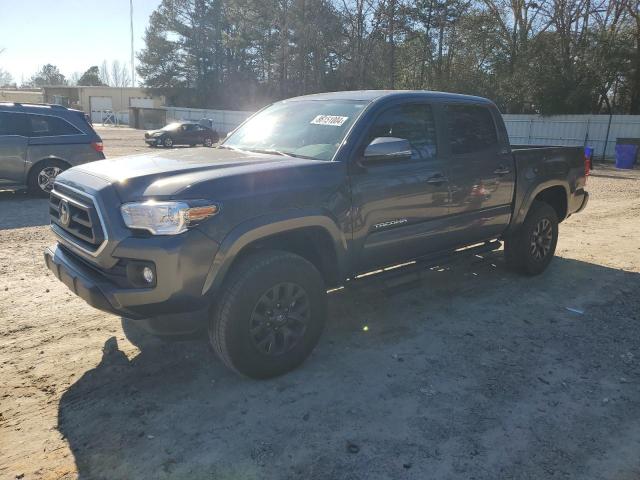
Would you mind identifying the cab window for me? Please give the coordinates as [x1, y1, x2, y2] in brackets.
[366, 104, 437, 160]
[447, 105, 497, 154]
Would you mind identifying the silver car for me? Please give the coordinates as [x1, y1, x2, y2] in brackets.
[0, 103, 105, 196]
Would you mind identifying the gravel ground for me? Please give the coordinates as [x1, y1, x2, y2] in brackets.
[1, 139, 639, 479]
[97, 126, 153, 158]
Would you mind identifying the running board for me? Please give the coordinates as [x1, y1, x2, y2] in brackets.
[348, 240, 502, 290]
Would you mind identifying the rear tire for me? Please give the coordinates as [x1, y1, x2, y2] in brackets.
[28, 159, 68, 196]
[204, 137, 214, 147]
[504, 200, 559, 275]
[209, 250, 327, 379]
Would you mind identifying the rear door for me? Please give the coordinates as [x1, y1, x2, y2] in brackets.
[193, 125, 207, 142]
[186, 124, 202, 143]
[178, 124, 197, 144]
[445, 104, 515, 245]
[0, 112, 29, 186]
[350, 101, 452, 271]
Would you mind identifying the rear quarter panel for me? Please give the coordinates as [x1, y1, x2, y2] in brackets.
[26, 138, 103, 176]
[509, 146, 585, 229]
[24, 109, 104, 178]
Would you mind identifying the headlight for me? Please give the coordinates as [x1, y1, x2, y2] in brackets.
[120, 200, 219, 235]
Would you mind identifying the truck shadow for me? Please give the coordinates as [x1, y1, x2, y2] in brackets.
[0, 191, 50, 229]
[57, 254, 640, 479]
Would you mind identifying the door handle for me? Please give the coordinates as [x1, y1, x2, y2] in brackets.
[426, 173, 448, 184]
[493, 165, 511, 175]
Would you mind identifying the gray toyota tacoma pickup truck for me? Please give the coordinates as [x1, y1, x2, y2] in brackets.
[44, 90, 589, 378]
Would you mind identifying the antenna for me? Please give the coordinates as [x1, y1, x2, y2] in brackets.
[130, 0, 135, 86]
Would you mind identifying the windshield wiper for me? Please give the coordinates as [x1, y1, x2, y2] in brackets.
[242, 148, 287, 156]
[243, 148, 317, 160]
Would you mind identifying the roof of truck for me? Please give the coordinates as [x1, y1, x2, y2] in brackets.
[287, 90, 493, 104]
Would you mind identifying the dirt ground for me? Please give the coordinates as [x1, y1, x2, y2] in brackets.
[98, 126, 153, 158]
[1, 133, 639, 479]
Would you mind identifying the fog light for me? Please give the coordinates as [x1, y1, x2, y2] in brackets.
[142, 266, 155, 284]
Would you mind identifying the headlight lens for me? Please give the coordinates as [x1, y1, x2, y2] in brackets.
[120, 200, 219, 235]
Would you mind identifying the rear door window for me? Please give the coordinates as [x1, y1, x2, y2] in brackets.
[447, 105, 497, 154]
[367, 104, 438, 160]
[0, 112, 30, 136]
[28, 114, 82, 137]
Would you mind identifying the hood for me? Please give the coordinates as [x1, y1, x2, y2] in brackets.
[72, 147, 322, 200]
[145, 129, 164, 137]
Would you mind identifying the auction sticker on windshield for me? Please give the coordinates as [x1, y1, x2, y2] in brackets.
[311, 115, 349, 126]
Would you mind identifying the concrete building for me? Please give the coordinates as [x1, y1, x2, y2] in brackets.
[0, 88, 44, 104]
[42, 86, 165, 123]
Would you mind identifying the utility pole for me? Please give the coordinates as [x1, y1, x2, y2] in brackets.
[130, 0, 135, 86]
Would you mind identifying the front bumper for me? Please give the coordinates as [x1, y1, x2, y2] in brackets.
[45, 244, 114, 313]
[45, 228, 219, 320]
[145, 137, 160, 145]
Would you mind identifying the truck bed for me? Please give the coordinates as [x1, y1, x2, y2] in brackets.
[509, 144, 587, 228]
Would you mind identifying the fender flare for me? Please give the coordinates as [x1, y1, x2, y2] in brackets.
[201, 212, 348, 295]
[509, 180, 570, 231]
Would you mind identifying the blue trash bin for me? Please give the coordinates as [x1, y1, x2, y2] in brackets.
[615, 144, 638, 169]
[584, 147, 593, 171]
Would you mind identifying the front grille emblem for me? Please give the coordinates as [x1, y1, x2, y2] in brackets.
[59, 200, 71, 227]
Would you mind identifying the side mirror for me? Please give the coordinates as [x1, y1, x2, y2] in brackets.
[363, 137, 412, 163]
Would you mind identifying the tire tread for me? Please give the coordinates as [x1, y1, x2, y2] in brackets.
[504, 200, 559, 275]
[210, 250, 320, 376]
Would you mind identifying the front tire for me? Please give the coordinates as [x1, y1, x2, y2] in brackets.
[28, 159, 68, 196]
[504, 200, 559, 275]
[209, 250, 327, 379]
[163, 136, 173, 148]
[204, 137, 214, 147]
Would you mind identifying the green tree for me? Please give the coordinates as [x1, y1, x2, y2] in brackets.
[137, 0, 224, 106]
[135, 0, 640, 113]
[28, 64, 67, 87]
[0, 48, 14, 87]
[0, 68, 12, 87]
[77, 66, 106, 86]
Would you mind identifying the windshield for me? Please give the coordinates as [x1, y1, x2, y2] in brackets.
[161, 123, 181, 131]
[222, 100, 367, 160]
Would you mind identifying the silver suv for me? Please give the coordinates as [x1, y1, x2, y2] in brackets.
[0, 103, 105, 196]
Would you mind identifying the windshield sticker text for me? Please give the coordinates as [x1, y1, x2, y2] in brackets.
[310, 115, 349, 127]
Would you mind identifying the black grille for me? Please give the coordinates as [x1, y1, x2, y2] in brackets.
[49, 186, 105, 253]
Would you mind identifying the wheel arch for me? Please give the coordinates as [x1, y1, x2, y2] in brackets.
[202, 215, 348, 296]
[510, 181, 569, 231]
[533, 185, 567, 221]
[27, 156, 71, 179]
[26, 157, 72, 191]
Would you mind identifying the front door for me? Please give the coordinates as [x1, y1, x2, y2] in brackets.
[444, 104, 516, 245]
[0, 112, 29, 186]
[350, 102, 452, 271]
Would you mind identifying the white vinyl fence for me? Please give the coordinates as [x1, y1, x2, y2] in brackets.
[162, 106, 640, 159]
[503, 114, 640, 159]
[164, 107, 253, 134]
[92, 110, 130, 126]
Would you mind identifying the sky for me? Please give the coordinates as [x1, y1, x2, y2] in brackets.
[0, 0, 162, 85]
